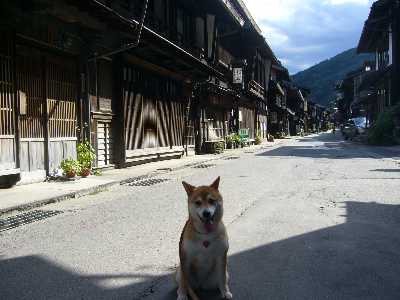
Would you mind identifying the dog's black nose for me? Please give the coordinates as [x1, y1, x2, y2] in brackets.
[203, 210, 211, 219]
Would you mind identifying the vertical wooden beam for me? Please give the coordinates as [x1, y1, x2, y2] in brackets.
[12, 30, 20, 171]
[112, 54, 126, 167]
[43, 55, 50, 176]
[85, 62, 91, 142]
[78, 50, 86, 143]
[168, 81, 173, 149]
[255, 100, 259, 138]
[234, 95, 239, 134]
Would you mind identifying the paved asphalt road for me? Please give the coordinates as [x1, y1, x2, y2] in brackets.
[1, 133, 400, 300]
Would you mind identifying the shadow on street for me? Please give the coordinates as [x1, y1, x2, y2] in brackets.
[370, 169, 400, 173]
[1, 133, 400, 299]
[258, 133, 399, 160]
[1, 201, 400, 300]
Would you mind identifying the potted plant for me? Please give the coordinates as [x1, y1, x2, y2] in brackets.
[77, 141, 96, 177]
[226, 134, 234, 149]
[60, 158, 80, 179]
[232, 134, 241, 148]
[214, 141, 225, 154]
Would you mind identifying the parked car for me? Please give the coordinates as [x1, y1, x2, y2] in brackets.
[342, 117, 367, 140]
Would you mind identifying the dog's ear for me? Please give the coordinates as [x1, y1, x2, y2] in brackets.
[182, 181, 195, 196]
[210, 176, 220, 190]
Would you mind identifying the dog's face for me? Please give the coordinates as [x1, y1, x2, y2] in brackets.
[182, 177, 223, 232]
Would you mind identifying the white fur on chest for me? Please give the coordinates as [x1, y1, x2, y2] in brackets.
[184, 235, 228, 260]
[182, 234, 228, 288]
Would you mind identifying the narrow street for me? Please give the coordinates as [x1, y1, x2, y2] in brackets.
[1, 133, 400, 300]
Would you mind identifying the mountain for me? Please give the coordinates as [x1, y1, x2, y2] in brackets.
[291, 48, 374, 107]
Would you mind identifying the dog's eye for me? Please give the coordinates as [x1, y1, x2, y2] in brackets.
[195, 201, 202, 206]
[208, 199, 216, 205]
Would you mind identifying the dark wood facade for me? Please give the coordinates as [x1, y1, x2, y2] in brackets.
[268, 63, 290, 137]
[0, 32, 17, 182]
[0, 0, 283, 184]
[357, 0, 400, 124]
[0, 14, 81, 183]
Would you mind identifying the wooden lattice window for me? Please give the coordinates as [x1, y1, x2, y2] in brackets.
[46, 58, 77, 138]
[0, 34, 14, 136]
[17, 53, 45, 139]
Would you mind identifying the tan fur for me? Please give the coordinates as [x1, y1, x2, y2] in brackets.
[176, 177, 233, 300]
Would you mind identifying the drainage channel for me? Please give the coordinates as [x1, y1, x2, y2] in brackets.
[224, 156, 240, 160]
[126, 178, 170, 187]
[192, 163, 217, 169]
[120, 155, 237, 187]
[0, 210, 64, 233]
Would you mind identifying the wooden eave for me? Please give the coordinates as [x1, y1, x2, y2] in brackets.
[357, 0, 393, 53]
[220, 28, 275, 60]
[233, 0, 262, 34]
[66, 0, 223, 80]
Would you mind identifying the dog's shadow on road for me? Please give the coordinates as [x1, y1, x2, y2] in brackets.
[1, 201, 400, 300]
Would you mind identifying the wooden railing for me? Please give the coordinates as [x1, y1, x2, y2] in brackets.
[0, 55, 14, 136]
[248, 80, 265, 99]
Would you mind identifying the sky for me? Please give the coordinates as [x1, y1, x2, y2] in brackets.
[243, 0, 375, 74]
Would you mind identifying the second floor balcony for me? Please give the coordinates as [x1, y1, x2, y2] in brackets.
[248, 80, 265, 100]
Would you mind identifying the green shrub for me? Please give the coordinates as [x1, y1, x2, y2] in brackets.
[214, 141, 225, 154]
[77, 141, 96, 169]
[225, 134, 234, 149]
[226, 134, 233, 143]
[60, 158, 80, 177]
[368, 105, 400, 145]
[205, 141, 224, 154]
[232, 134, 241, 146]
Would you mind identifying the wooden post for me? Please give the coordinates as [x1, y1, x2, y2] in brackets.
[12, 30, 20, 171]
[112, 54, 126, 168]
[255, 100, 259, 138]
[234, 95, 239, 134]
[85, 62, 92, 143]
[194, 93, 202, 154]
[43, 56, 50, 176]
[184, 85, 193, 156]
[78, 49, 88, 143]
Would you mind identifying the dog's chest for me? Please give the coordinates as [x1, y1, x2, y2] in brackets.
[184, 236, 228, 264]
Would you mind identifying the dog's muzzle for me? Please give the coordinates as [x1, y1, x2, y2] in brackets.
[202, 210, 212, 221]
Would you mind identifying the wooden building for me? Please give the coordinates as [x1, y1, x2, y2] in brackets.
[196, 0, 275, 150]
[336, 61, 375, 125]
[287, 86, 308, 136]
[0, 6, 83, 184]
[357, 0, 400, 123]
[0, 0, 280, 185]
[0, 0, 222, 184]
[268, 62, 290, 137]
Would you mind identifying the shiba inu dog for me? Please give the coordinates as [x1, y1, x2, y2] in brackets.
[176, 177, 233, 300]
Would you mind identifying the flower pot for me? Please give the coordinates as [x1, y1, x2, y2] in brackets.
[80, 168, 91, 177]
[66, 170, 76, 179]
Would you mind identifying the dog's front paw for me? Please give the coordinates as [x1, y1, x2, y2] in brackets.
[222, 291, 233, 299]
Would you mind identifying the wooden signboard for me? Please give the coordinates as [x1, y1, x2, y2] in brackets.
[19, 91, 27, 115]
[99, 97, 112, 112]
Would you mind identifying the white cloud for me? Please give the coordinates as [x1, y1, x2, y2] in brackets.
[259, 23, 289, 46]
[244, 0, 302, 22]
[242, 0, 373, 73]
